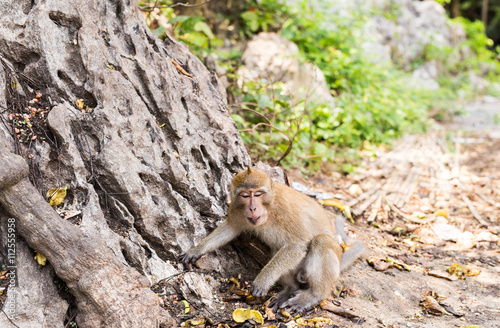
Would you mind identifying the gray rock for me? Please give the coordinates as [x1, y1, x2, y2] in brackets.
[239, 32, 334, 107]
[410, 61, 440, 90]
[0, 0, 249, 326]
[431, 223, 462, 242]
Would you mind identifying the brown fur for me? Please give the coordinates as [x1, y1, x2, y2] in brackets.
[180, 168, 365, 312]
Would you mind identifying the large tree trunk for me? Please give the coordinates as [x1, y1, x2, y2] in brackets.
[0, 0, 249, 327]
[482, 0, 489, 26]
[451, 0, 461, 18]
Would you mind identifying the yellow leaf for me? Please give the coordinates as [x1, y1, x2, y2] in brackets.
[46, 186, 67, 206]
[295, 317, 308, 326]
[447, 263, 463, 275]
[181, 300, 190, 314]
[35, 251, 46, 266]
[75, 99, 84, 109]
[296, 317, 333, 326]
[319, 198, 352, 221]
[232, 308, 264, 324]
[184, 316, 205, 326]
[433, 209, 449, 219]
[229, 276, 240, 288]
[463, 265, 481, 276]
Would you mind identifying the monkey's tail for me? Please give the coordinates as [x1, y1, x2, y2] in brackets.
[335, 216, 366, 272]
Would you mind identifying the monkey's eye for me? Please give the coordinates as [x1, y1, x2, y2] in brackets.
[254, 191, 264, 197]
[240, 193, 250, 198]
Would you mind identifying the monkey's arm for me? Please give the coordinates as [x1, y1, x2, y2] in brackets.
[335, 216, 366, 271]
[251, 242, 308, 297]
[180, 219, 240, 269]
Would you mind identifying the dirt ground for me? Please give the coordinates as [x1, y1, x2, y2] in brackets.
[160, 99, 500, 328]
[329, 99, 500, 328]
[295, 99, 500, 328]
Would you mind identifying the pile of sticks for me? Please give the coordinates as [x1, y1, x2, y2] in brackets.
[347, 134, 494, 227]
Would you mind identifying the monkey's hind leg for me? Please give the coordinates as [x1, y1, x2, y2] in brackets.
[268, 273, 300, 312]
[280, 234, 341, 312]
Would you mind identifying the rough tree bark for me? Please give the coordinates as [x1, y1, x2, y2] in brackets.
[0, 0, 249, 327]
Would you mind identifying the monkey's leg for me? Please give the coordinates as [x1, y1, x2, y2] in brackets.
[280, 234, 341, 312]
[251, 243, 308, 297]
[268, 272, 300, 312]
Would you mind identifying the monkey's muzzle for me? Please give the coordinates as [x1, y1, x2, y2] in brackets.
[248, 216, 260, 224]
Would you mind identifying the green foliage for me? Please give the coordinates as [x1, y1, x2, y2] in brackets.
[455, 18, 498, 66]
[239, 0, 291, 37]
[435, 0, 452, 5]
[421, 17, 500, 98]
[232, 73, 431, 169]
[231, 81, 310, 167]
[140, 0, 500, 172]
[168, 15, 222, 52]
[232, 1, 432, 169]
[140, 1, 221, 58]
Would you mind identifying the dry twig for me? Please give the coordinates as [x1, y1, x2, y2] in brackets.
[461, 194, 489, 226]
[140, 0, 211, 11]
[384, 198, 426, 224]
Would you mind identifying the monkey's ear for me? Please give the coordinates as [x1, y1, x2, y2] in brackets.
[247, 166, 252, 174]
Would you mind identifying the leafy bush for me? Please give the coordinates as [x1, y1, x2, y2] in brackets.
[239, 0, 291, 37]
[141, 0, 500, 171]
[421, 17, 500, 98]
[232, 1, 432, 170]
[139, 0, 221, 58]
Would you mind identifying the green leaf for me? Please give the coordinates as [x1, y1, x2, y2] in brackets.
[194, 21, 214, 39]
[241, 11, 260, 32]
[182, 32, 208, 47]
[152, 25, 166, 38]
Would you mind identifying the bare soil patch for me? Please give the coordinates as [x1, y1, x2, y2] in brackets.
[158, 102, 500, 327]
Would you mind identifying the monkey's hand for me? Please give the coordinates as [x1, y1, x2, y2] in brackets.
[178, 250, 200, 271]
[250, 278, 271, 297]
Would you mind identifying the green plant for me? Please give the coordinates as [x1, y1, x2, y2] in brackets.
[232, 1, 435, 171]
[231, 81, 305, 167]
[282, 3, 431, 143]
[139, 0, 221, 58]
[140, 0, 500, 172]
[435, 0, 452, 5]
[168, 15, 222, 53]
[419, 17, 500, 100]
[239, 0, 291, 38]
[454, 18, 500, 73]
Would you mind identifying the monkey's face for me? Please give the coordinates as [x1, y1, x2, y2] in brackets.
[230, 167, 273, 226]
[238, 189, 269, 226]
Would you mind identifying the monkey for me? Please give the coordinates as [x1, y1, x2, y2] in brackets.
[180, 167, 365, 312]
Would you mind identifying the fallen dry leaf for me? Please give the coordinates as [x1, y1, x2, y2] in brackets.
[232, 308, 264, 324]
[366, 256, 391, 271]
[35, 251, 46, 266]
[46, 186, 67, 206]
[320, 198, 353, 221]
[420, 295, 447, 315]
[463, 265, 481, 276]
[433, 208, 449, 219]
[427, 269, 459, 281]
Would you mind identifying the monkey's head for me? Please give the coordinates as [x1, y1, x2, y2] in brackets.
[230, 167, 273, 226]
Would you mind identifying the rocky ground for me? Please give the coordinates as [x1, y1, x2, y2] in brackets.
[4, 100, 498, 328]
[154, 98, 500, 328]
[273, 98, 500, 328]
